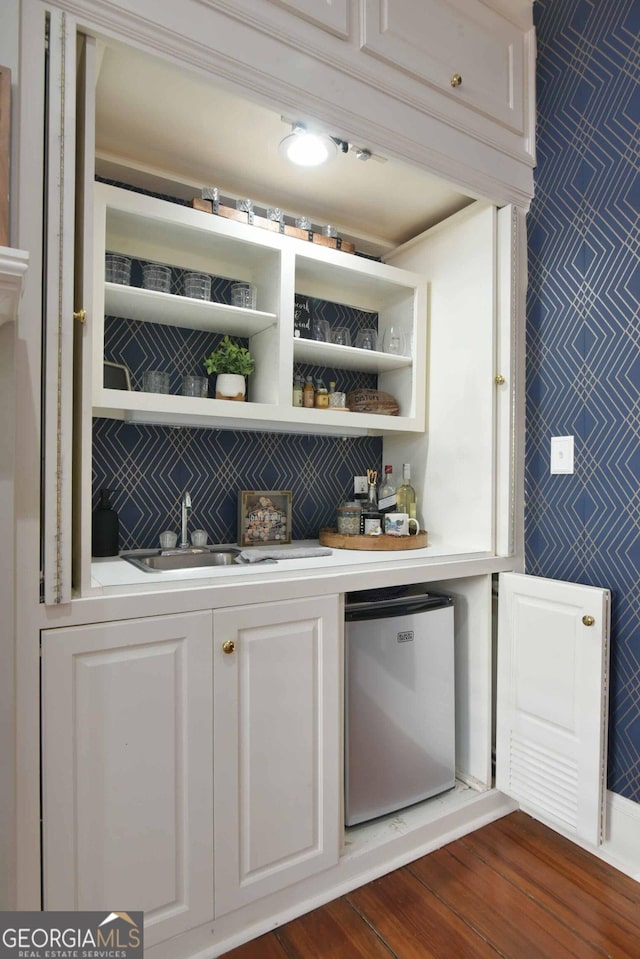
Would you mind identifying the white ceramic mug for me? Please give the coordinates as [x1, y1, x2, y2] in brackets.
[384, 512, 419, 536]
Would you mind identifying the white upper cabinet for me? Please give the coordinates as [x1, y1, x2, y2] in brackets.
[264, 0, 350, 37]
[361, 0, 526, 134]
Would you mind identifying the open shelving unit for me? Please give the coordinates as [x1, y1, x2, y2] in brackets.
[92, 182, 427, 436]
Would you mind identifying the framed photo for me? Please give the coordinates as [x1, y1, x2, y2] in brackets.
[104, 361, 132, 391]
[238, 490, 292, 546]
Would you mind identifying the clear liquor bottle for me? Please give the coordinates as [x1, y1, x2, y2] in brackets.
[396, 463, 417, 519]
[360, 480, 382, 534]
[378, 464, 397, 514]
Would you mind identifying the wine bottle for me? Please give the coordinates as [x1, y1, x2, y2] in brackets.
[396, 463, 417, 519]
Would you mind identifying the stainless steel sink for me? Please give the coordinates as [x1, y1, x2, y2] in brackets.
[121, 547, 240, 572]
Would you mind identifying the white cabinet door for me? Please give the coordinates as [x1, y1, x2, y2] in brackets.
[213, 595, 341, 916]
[496, 572, 610, 845]
[264, 0, 350, 37]
[42, 612, 214, 947]
[361, 0, 526, 133]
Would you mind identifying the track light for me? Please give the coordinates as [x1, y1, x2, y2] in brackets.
[279, 123, 338, 167]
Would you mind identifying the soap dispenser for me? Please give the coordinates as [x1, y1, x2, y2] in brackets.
[92, 488, 120, 557]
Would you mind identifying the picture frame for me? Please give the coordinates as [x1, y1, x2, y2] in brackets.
[104, 360, 132, 391]
[238, 490, 292, 546]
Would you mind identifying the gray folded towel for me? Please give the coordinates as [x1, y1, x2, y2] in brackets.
[235, 546, 333, 564]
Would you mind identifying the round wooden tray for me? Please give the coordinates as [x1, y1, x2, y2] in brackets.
[319, 527, 428, 550]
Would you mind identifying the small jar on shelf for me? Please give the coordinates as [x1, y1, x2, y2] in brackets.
[314, 379, 329, 408]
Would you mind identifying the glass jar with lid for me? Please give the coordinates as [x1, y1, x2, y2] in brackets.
[336, 502, 362, 535]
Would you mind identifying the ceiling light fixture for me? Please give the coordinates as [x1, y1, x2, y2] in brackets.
[279, 123, 338, 167]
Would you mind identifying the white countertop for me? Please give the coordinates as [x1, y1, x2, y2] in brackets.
[90, 539, 492, 591]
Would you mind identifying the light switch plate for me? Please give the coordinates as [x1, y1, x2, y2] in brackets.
[550, 435, 574, 474]
[354, 476, 368, 495]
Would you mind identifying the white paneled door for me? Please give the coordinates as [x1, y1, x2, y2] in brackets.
[213, 596, 341, 916]
[496, 572, 610, 845]
[41, 612, 214, 947]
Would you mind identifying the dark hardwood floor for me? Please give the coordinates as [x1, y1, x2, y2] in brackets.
[221, 811, 640, 959]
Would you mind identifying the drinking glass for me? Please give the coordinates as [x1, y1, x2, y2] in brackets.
[355, 328, 377, 350]
[143, 370, 170, 393]
[105, 254, 131, 285]
[181, 375, 208, 397]
[142, 264, 171, 293]
[231, 282, 257, 309]
[311, 316, 331, 341]
[379, 326, 407, 355]
[183, 272, 211, 300]
[331, 327, 351, 347]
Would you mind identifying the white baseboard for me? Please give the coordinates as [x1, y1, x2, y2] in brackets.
[600, 790, 640, 881]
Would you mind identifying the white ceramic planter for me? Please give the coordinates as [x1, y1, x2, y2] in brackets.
[215, 373, 246, 401]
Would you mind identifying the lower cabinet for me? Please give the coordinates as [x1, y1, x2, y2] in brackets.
[41, 595, 341, 940]
[212, 595, 341, 916]
[41, 612, 215, 948]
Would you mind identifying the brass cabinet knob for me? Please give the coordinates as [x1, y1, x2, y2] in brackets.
[495, 374, 506, 386]
[73, 309, 87, 323]
[450, 73, 462, 88]
[582, 615, 595, 627]
[222, 640, 235, 654]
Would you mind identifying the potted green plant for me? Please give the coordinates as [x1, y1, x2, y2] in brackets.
[204, 335, 255, 401]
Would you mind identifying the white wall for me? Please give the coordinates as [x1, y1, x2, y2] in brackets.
[0, 0, 20, 911]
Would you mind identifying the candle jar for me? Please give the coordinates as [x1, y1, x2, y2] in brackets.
[336, 502, 362, 535]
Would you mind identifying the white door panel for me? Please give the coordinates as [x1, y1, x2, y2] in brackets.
[42, 612, 214, 946]
[213, 596, 340, 916]
[496, 572, 610, 845]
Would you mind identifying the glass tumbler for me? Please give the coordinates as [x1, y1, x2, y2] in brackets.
[231, 282, 257, 309]
[181, 375, 208, 397]
[331, 327, 351, 347]
[379, 326, 407, 355]
[355, 328, 377, 350]
[142, 264, 171, 293]
[143, 370, 170, 394]
[183, 272, 211, 300]
[105, 254, 132, 285]
[311, 316, 331, 341]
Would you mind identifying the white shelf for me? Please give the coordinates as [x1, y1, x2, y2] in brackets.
[0, 247, 29, 327]
[294, 337, 412, 373]
[105, 283, 277, 336]
[94, 183, 427, 437]
[94, 389, 415, 436]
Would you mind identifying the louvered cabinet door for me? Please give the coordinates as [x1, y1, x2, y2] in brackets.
[496, 572, 610, 845]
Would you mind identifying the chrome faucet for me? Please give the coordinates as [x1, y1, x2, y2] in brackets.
[180, 491, 192, 548]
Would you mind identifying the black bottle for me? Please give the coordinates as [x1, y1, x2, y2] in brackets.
[92, 488, 120, 557]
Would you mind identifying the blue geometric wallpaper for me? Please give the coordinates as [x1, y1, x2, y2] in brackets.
[526, 0, 640, 801]
[95, 255, 383, 548]
[93, 420, 381, 548]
